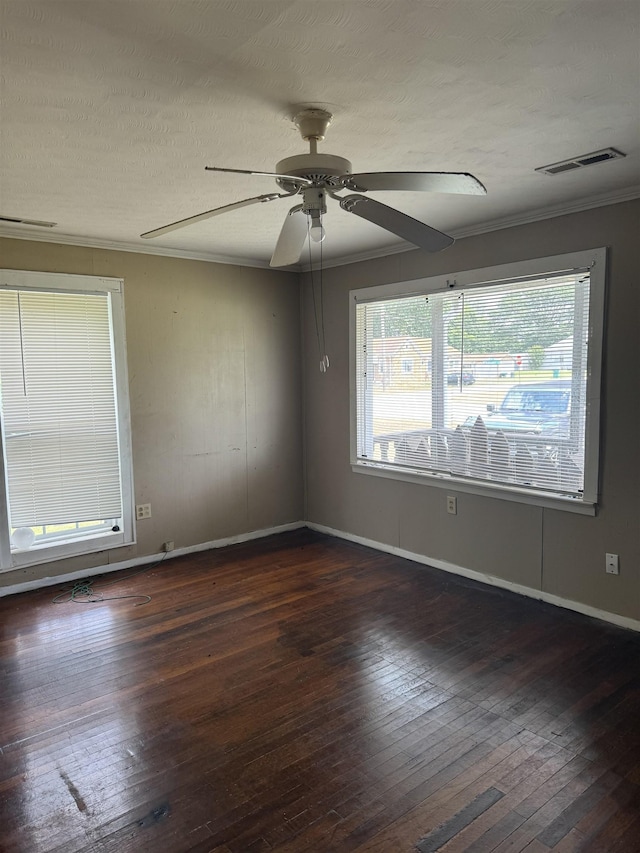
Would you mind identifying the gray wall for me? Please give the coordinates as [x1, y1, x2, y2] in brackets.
[0, 238, 304, 590]
[302, 200, 640, 622]
[1, 200, 638, 624]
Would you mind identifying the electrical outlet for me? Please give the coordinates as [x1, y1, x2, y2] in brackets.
[447, 495, 457, 515]
[163, 540, 174, 552]
[136, 503, 151, 520]
[605, 553, 619, 575]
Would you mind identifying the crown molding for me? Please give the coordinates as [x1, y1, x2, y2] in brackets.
[0, 227, 274, 270]
[1, 186, 638, 273]
[451, 184, 640, 240]
[301, 185, 640, 270]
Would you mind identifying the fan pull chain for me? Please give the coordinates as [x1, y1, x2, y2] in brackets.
[308, 214, 330, 373]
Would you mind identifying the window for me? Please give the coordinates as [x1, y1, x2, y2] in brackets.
[351, 249, 606, 512]
[0, 270, 134, 569]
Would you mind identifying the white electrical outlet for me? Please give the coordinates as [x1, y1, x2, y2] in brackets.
[447, 496, 457, 515]
[163, 540, 174, 552]
[136, 503, 151, 520]
[605, 553, 619, 575]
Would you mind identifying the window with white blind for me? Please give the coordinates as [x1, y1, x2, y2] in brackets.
[0, 270, 134, 569]
[350, 249, 606, 513]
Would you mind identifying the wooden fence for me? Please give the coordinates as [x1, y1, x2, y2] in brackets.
[372, 416, 582, 493]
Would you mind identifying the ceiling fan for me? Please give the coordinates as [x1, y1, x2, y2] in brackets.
[141, 108, 487, 266]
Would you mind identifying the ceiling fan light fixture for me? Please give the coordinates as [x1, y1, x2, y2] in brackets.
[309, 212, 326, 243]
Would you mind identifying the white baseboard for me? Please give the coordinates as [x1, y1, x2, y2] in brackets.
[307, 522, 640, 634]
[0, 521, 305, 598]
[4, 518, 638, 635]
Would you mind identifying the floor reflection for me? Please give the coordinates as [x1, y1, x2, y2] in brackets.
[1, 600, 150, 851]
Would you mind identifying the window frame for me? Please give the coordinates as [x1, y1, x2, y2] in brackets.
[0, 269, 135, 569]
[349, 248, 606, 515]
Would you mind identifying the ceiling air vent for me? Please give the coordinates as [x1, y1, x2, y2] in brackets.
[0, 215, 57, 227]
[536, 148, 626, 176]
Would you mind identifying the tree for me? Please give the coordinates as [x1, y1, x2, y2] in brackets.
[447, 305, 493, 352]
[370, 284, 575, 355]
[492, 285, 574, 351]
[371, 296, 431, 338]
[447, 284, 575, 354]
[529, 345, 545, 370]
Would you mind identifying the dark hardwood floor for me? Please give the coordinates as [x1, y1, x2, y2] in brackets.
[1, 529, 639, 853]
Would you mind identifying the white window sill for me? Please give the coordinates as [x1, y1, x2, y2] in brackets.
[352, 461, 597, 515]
[5, 528, 136, 570]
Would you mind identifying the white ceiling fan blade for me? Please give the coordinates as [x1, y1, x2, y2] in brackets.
[340, 172, 486, 195]
[270, 206, 307, 267]
[140, 193, 288, 238]
[205, 166, 313, 186]
[339, 195, 454, 252]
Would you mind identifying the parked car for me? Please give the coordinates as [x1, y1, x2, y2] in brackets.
[447, 371, 475, 386]
[463, 381, 571, 436]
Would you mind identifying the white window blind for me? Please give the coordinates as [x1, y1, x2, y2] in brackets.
[0, 289, 122, 527]
[0, 270, 134, 569]
[353, 259, 601, 508]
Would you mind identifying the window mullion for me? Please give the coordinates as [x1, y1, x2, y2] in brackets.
[431, 295, 445, 432]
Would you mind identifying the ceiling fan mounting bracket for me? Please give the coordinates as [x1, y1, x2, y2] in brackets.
[293, 108, 333, 142]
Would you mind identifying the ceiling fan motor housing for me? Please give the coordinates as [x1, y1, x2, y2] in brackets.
[275, 153, 352, 192]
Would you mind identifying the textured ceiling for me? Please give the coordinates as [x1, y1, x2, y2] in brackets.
[1, 0, 639, 268]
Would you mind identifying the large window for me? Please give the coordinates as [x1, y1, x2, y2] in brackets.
[351, 249, 606, 512]
[0, 270, 134, 569]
